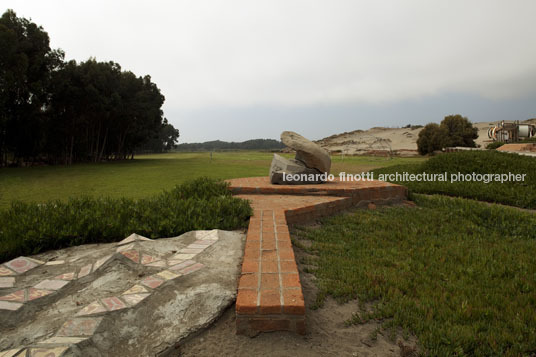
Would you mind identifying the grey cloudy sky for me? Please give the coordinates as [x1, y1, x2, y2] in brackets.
[4, 0, 536, 142]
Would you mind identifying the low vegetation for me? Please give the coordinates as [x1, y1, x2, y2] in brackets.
[373, 150, 536, 209]
[0, 177, 252, 262]
[486, 141, 505, 149]
[0, 152, 425, 210]
[293, 194, 536, 356]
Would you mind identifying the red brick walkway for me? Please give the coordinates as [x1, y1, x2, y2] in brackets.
[228, 177, 407, 336]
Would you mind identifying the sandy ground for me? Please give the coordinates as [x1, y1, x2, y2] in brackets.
[315, 120, 534, 155]
[176, 233, 418, 357]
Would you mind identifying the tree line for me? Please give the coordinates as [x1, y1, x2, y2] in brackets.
[0, 10, 179, 166]
[175, 139, 285, 152]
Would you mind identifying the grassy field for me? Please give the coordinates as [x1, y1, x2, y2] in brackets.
[373, 151, 536, 209]
[0, 151, 425, 210]
[293, 194, 536, 356]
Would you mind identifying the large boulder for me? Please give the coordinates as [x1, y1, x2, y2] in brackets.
[281, 131, 331, 174]
[269, 154, 324, 184]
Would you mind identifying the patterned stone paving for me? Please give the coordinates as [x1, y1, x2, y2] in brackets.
[100, 296, 128, 312]
[77, 264, 92, 278]
[145, 260, 167, 268]
[0, 267, 15, 277]
[56, 317, 103, 337]
[140, 254, 159, 265]
[0, 230, 218, 356]
[93, 255, 113, 270]
[28, 346, 68, 356]
[0, 278, 15, 289]
[33, 280, 69, 291]
[168, 260, 196, 272]
[44, 260, 65, 266]
[54, 272, 76, 281]
[121, 293, 150, 306]
[123, 284, 148, 295]
[0, 348, 24, 357]
[117, 233, 152, 246]
[3, 257, 42, 275]
[0, 301, 23, 311]
[38, 337, 87, 345]
[141, 275, 165, 289]
[0, 290, 25, 302]
[27, 288, 53, 301]
[75, 301, 107, 317]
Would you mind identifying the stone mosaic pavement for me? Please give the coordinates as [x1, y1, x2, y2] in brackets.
[0, 230, 244, 356]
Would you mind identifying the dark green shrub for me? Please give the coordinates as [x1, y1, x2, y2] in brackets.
[486, 141, 505, 149]
[416, 123, 448, 155]
[417, 115, 478, 155]
[0, 177, 252, 262]
[440, 114, 478, 147]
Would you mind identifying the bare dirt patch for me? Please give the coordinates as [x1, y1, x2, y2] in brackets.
[177, 230, 417, 357]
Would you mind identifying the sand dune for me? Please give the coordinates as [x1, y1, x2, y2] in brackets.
[314, 119, 535, 156]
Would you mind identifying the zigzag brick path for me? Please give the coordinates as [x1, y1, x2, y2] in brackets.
[227, 177, 407, 336]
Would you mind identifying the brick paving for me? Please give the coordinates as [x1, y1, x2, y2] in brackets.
[228, 177, 407, 336]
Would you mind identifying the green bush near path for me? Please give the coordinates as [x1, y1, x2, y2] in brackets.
[0, 177, 252, 262]
[293, 194, 536, 356]
[372, 150, 536, 209]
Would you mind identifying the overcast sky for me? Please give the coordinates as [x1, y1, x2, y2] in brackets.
[4, 1, 536, 142]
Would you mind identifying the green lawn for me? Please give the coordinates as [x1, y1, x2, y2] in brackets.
[0, 152, 425, 210]
[373, 151, 536, 209]
[293, 194, 536, 356]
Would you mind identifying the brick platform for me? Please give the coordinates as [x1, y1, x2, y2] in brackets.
[228, 177, 407, 336]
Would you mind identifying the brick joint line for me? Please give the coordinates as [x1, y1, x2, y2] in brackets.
[257, 211, 263, 309]
[274, 211, 284, 307]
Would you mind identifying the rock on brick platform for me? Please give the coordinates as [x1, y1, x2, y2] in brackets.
[228, 177, 407, 336]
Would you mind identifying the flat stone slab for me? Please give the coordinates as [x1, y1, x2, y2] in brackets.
[0, 230, 244, 356]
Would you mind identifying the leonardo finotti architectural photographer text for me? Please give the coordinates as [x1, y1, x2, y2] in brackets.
[283, 172, 527, 184]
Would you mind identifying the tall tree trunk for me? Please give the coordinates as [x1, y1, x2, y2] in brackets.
[0, 129, 4, 167]
[69, 135, 74, 165]
[94, 121, 101, 162]
[98, 128, 108, 162]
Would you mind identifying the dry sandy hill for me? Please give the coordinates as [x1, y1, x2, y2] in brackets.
[315, 119, 535, 156]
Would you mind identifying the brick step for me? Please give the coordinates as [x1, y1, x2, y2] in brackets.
[228, 176, 407, 200]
